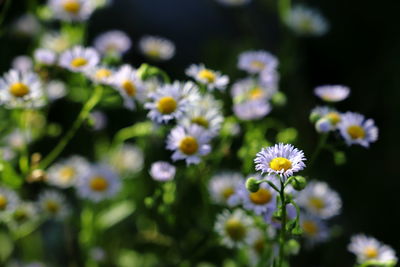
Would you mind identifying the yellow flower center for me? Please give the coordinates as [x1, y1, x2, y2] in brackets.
[302, 220, 318, 236]
[95, 69, 112, 80]
[62, 0, 81, 14]
[251, 60, 265, 70]
[157, 96, 177, 114]
[249, 188, 272, 205]
[225, 218, 246, 241]
[221, 187, 234, 200]
[253, 238, 265, 255]
[179, 136, 199, 155]
[9, 82, 30, 97]
[364, 247, 378, 259]
[13, 209, 28, 222]
[59, 166, 76, 183]
[45, 201, 60, 214]
[249, 87, 264, 100]
[347, 125, 365, 140]
[309, 197, 325, 211]
[122, 80, 136, 96]
[191, 117, 209, 128]
[198, 69, 216, 83]
[325, 112, 341, 125]
[70, 57, 88, 68]
[0, 195, 8, 210]
[269, 157, 292, 172]
[89, 176, 109, 192]
[147, 48, 161, 58]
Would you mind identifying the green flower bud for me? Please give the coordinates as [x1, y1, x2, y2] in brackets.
[309, 112, 321, 123]
[245, 177, 260, 193]
[271, 91, 287, 107]
[290, 176, 307, 191]
[285, 239, 301, 255]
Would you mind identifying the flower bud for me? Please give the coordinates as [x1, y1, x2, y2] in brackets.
[309, 111, 321, 123]
[290, 176, 307, 191]
[245, 177, 260, 193]
[315, 118, 332, 133]
[271, 92, 287, 107]
[285, 239, 301, 255]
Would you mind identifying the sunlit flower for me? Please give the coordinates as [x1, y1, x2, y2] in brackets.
[149, 161, 176, 182]
[285, 5, 329, 36]
[38, 190, 70, 219]
[34, 49, 57, 65]
[12, 56, 33, 72]
[215, 0, 251, 7]
[0, 69, 44, 108]
[88, 65, 115, 85]
[314, 85, 350, 102]
[76, 164, 121, 202]
[47, 155, 90, 188]
[139, 35, 175, 61]
[215, 209, 254, 248]
[59, 46, 100, 73]
[93, 30, 131, 56]
[45, 80, 67, 101]
[186, 64, 229, 91]
[297, 181, 341, 219]
[231, 78, 277, 103]
[0, 187, 19, 216]
[255, 143, 306, 178]
[166, 125, 212, 165]
[41, 31, 74, 53]
[300, 214, 329, 245]
[338, 112, 378, 148]
[238, 50, 278, 74]
[104, 144, 144, 177]
[348, 234, 397, 265]
[233, 100, 271, 121]
[208, 172, 243, 205]
[49, 0, 95, 22]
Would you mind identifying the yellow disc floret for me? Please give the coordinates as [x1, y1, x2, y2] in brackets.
[269, 157, 292, 172]
[70, 57, 88, 68]
[45, 201, 60, 214]
[249, 87, 264, 100]
[95, 69, 112, 80]
[222, 187, 234, 200]
[249, 188, 272, 205]
[191, 116, 209, 128]
[309, 197, 325, 211]
[225, 218, 246, 241]
[302, 220, 318, 236]
[157, 96, 177, 114]
[0, 195, 8, 210]
[251, 60, 265, 70]
[9, 82, 30, 98]
[347, 125, 365, 140]
[59, 166, 76, 183]
[179, 136, 199, 155]
[122, 80, 136, 96]
[364, 247, 378, 259]
[89, 176, 109, 192]
[198, 69, 216, 83]
[325, 112, 341, 125]
[62, 0, 81, 14]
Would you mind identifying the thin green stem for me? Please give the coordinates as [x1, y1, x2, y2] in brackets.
[278, 177, 287, 267]
[278, 0, 291, 23]
[309, 133, 329, 168]
[40, 86, 103, 169]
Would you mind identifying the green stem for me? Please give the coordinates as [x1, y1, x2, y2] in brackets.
[278, 0, 291, 23]
[278, 177, 287, 267]
[309, 133, 329, 168]
[41, 86, 103, 169]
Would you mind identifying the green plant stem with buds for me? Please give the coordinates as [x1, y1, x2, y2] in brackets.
[40, 86, 103, 169]
[309, 133, 329, 168]
[277, 177, 287, 267]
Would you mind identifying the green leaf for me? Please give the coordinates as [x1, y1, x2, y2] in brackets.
[96, 201, 135, 230]
[0, 161, 23, 189]
[0, 232, 13, 263]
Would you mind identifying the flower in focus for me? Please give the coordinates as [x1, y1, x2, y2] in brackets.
[285, 5, 329, 36]
[59, 46, 100, 73]
[166, 125, 212, 165]
[139, 35, 175, 61]
[254, 143, 306, 178]
[104, 144, 144, 177]
[348, 234, 397, 265]
[47, 155, 90, 188]
[338, 112, 378, 147]
[49, 0, 95, 22]
[186, 64, 229, 91]
[314, 85, 350, 102]
[238, 50, 278, 74]
[38, 190, 70, 219]
[93, 30, 131, 56]
[208, 172, 243, 205]
[149, 161, 176, 182]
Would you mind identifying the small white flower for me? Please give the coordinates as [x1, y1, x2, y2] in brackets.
[12, 56, 33, 72]
[231, 78, 277, 103]
[285, 5, 329, 36]
[34, 49, 57, 65]
[300, 213, 329, 246]
[104, 144, 144, 177]
[315, 118, 333, 133]
[150, 161, 176, 182]
[45, 80, 67, 101]
[89, 110, 107, 131]
[59, 46, 100, 73]
[139, 35, 175, 61]
[49, 0, 95, 22]
[12, 14, 41, 37]
[166, 125, 212, 165]
[208, 172, 243, 205]
[93, 30, 131, 56]
[38, 190, 70, 219]
[338, 112, 378, 148]
[310, 106, 342, 129]
[41, 31, 74, 53]
[314, 85, 350, 102]
[47, 155, 90, 188]
[11, 202, 38, 224]
[0, 187, 19, 216]
[238, 50, 278, 74]
[88, 65, 115, 85]
[233, 100, 271, 121]
[186, 64, 229, 91]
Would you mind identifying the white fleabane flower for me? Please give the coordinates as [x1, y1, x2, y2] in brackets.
[166, 125, 212, 165]
[314, 85, 350, 102]
[215, 0, 251, 7]
[246, 228, 272, 266]
[255, 143, 306, 179]
[149, 161, 176, 182]
[5, 130, 31, 150]
[12, 14, 41, 37]
[105, 144, 144, 177]
[338, 112, 378, 148]
[89, 110, 107, 131]
[38, 190, 70, 219]
[46, 80, 67, 101]
[231, 78, 277, 103]
[49, 0, 95, 22]
[208, 172, 243, 205]
[76, 164, 121, 202]
[93, 30, 131, 56]
[214, 209, 254, 248]
[233, 100, 271, 121]
[0, 69, 44, 108]
[310, 106, 342, 128]
[47, 155, 90, 188]
[41, 31, 74, 53]
[186, 64, 229, 91]
[145, 82, 188, 124]
[0, 187, 19, 216]
[348, 234, 397, 265]
[139, 35, 175, 61]
[238, 50, 278, 74]
[111, 64, 145, 110]
[285, 5, 329, 37]
[11, 202, 38, 224]
[59, 46, 100, 73]
[300, 213, 329, 246]
[34, 49, 57, 65]
[88, 66, 114, 85]
[297, 181, 341, 219]
[12, 56, 33, 72]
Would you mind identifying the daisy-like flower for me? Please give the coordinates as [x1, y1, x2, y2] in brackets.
[47, 155, 90, 188]
[59, 46, 100, 73]
[348, 234, 397, 265]
[93, 30, 132, 56]
[186, 64, 229, 91]
[300, 214, 329, 246]
[41, 31, 74, 53]
[231, 78, 277, 103]
[11, 202, 38, 224]
[166, 125, 212, 165]
[38, 190, 70, 219]
[233, 100, 271, 121]
[310, 106, 342, 128]
[88, 65, 114, 85]
[34, 49, 57, 65]
[214, 209, 254, 248]
[0, 187, 19, 216]
[314, 85, 350, 102]
[49, 0, 95, 22]
[208, 172, 243, 205]
[297, 181, 342, 219]
[89, 110, 107, 131]
[215, 0, 251, 7]
[229, 175, 277, 215]
[46, 80, 67, 101]
[0, 69, 44, 108]
[238, 50, 278, 74]
[285, 5, 329, 37]
[145, 82, 188, 124]
[139, 35, 175, 61]
[149, 161, 176, 182]
[338, 112, 378, 148]
[246, 228, 270, 266]
[12, 56, 33, 72]
[111, 65, 145, 110]
[104, 144, 144, 177]
[12, 14, 41, 38]
[76, 164, 121, 202]
[254, 143, 306, 179]
[4, 130, 31, 150]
